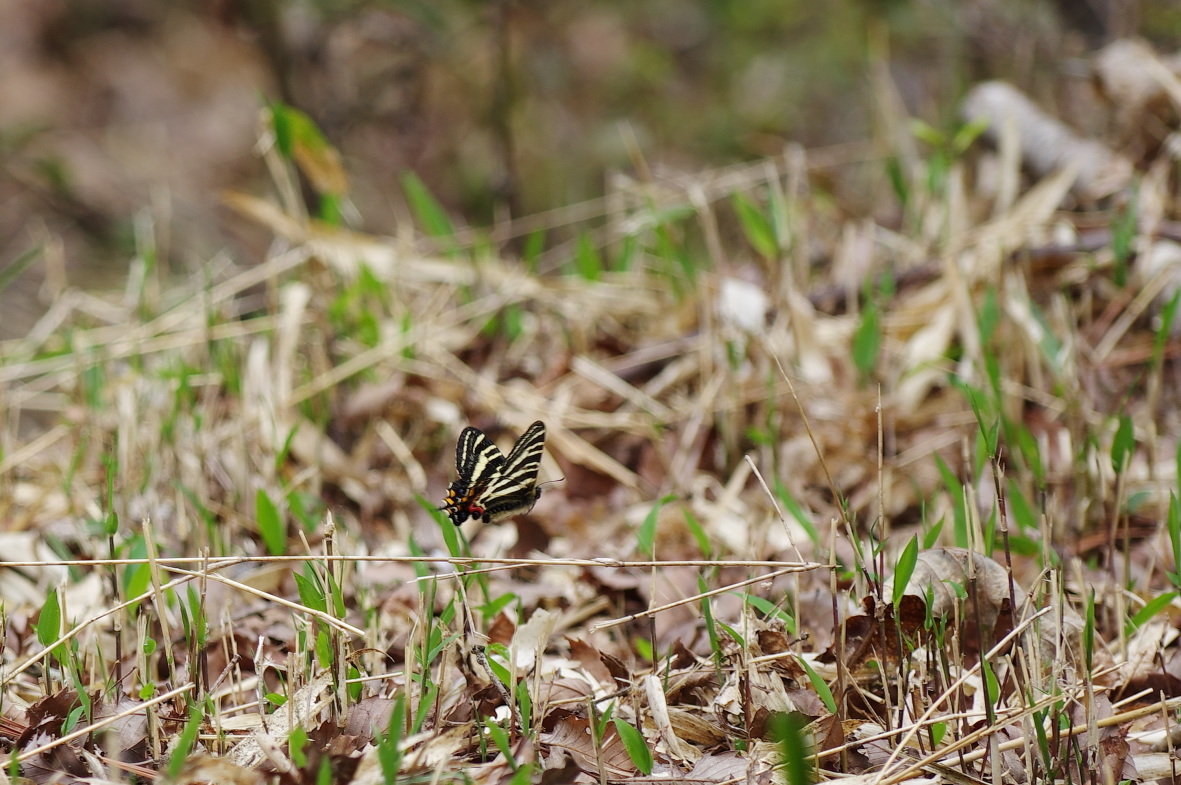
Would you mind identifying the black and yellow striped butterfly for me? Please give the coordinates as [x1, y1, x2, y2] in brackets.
[441, 421, 547, 525]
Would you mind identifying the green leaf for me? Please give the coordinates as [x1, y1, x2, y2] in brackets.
[1111, 188, 1138, 287]
[978, 285, 999, 343]
[775, 480, 819, 545]
[885, 157, 908, 209]
[852, 301, 880, 378]
[36, 591, 61, 650]
[614, 718, 653, 775]
[63, 705, 84, 734]
[166, 702, 204, 780]
[796, 657, 836, 714]
[1010, 421, 1045, 485]
[294, 569, 328, 614]
[485, 648, 514, 686]
[597, 702, 616, 740]
[412, 683, 436, 735]
[508, 762, 534, 785]
[733, 193, 777, 258]
[717, 621, 744, 648]
[315, 629, 332, 667]
[981, 655, 999, 704]
[614, 234, 638, 271]
[1125, 591, 1178, 638]
[255, 489, 286, 556]
[769, 712, 813, 785]
[1028, 303, 1063, 372]
[1005, 533, 1042, 557]
[575, 233, 603, 281]
[637, 497, 671, 557]
[1176, 441, 1181, 509]
[477, 592, 517, 619]
[1154, 289, 1181, 369]
[288, 490, 325, 533]
[401, 172, 455, 239]
[934, 455, 968, 549]
[682, 509, 712, 558]
[1169, 495, 1181, 588]
[269, 101, 295, 158]
[952, 117, 991, 155]
[327, 569, 345, 618]
[910, 118, 946, 147]
[930, 720, 947, 746]
[1032, 708, 1052, 773]
[288, 726, 308, 767]
[267, 102, 346, 196]
[347, 665, 362, 702]
[516, 681, 533, 737]
[892, 536, 919, 607]
[700, 584, 722, 666]
[186, 586, 208, 650]
[1112, 414, 1134, 474]
[378, 697, 406, 781]
[415, 494, 463, 558]
[1007, 482, 1036, 532]
[738, 592, 796, 635]
[922, 516, 944, 550]
[102, 455, 119, 536]
[484, 717, 515, 767]
[0, 245, 42, 295]
[523, 229, 546, 273]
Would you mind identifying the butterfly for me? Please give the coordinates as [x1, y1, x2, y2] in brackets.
[441, 421, 547, 525]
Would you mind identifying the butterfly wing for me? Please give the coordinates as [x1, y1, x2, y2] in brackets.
[478, 421, 546, 523]
[441, 426, 506, 525]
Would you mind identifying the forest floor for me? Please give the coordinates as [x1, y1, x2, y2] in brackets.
[4, 41, 1181, 785]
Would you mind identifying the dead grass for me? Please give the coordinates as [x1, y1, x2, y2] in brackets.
[3, 47, 1181, 785]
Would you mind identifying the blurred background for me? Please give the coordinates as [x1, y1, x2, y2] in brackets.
[1, 0, 1178, 338]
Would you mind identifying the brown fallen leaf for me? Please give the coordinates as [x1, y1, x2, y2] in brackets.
[539, 707, 638, 780]
[830, 548, 1084, 676]
[343, 696, 395, 738]
[567, 637, 618, 688]
[534, 677, 596, 712]
[168, 752, 265, 785]
[626, 750, 772, 785]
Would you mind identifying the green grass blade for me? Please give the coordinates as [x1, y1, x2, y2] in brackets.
[892, 535, 919, 607]
[1126, 591, 1178, 638]
[769, 712, 813, 785]
[796, 656, 836, 714]
[166, 702, 204, 781]
[401, 172, 455, 239]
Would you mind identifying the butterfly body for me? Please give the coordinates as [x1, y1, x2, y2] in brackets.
[441, 421, 546, 525]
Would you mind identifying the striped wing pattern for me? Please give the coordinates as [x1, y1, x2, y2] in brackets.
[441, 427, 505, 526]
[440, 421, 546, 525]
[480, 421, 546, 523]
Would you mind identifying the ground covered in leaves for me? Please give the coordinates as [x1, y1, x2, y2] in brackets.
[6, 31, 1181, 785]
